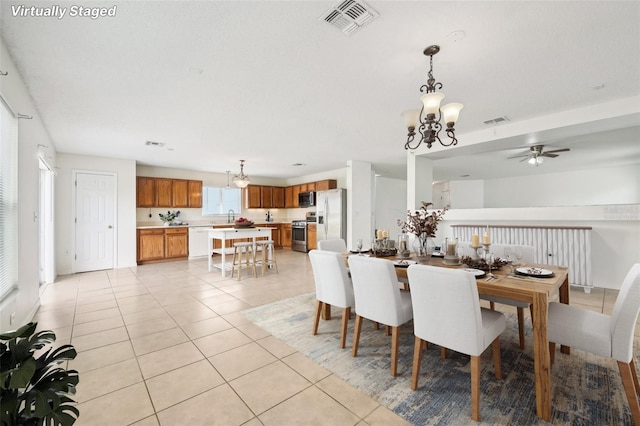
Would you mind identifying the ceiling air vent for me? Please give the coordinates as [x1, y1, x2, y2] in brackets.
[145, 141, 165, 148]
[483, 116, 510, 126]
[320, 0, 379, 36]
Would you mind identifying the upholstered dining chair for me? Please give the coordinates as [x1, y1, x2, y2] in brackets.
[548, 263, 640, 425]
[317, 238, 348, 253]
[348, 255, 413, 376]
[479, 243, 535, 349]
[308, 250, 355, 348]
[407, 264, 506, 422]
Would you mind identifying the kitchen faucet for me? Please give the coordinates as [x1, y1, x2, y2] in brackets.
[227, 209, 235, 223]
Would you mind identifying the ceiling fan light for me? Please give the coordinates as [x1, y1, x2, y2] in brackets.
[420, 92, 445, 116]
[528, 157, 537, 165]
[401, 109, 420, 129]
[441, 103, 464, 126]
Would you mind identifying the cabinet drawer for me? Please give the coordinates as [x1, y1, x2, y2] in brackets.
[139, 229, 164, 236]
[165, 227, 188, 235]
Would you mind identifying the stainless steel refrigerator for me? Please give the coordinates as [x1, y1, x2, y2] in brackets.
[315, 189, 346, 242]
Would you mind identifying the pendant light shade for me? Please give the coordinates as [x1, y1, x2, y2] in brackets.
[232, 160, 250, 188]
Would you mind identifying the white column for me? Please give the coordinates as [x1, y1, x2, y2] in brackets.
[407, 151, 433, 210]
[346, 160, 373, 250]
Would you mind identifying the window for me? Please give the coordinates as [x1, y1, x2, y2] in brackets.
[202, 186, 242, 216]
[0, 95, 19, 300]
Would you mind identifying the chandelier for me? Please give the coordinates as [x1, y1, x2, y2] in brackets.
[232, 160, 251, 188]
[402, 45, 463, 150]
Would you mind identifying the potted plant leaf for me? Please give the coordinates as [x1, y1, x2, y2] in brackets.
[1, 322, 79, 425]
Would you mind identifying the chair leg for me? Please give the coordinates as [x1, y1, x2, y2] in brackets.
[490, 301, 495, 310]
[492, 337, 502, 380]
[631, 358, 640, 393]
[391, 326, 400, 377]
[517, 307, 525, 349]
[441, 347, 447, 359]
[340, 307, 350, 349]
[374, 322, 380, 330]
[411, 336, 423, 390]
[312, 300, 322, 336]
[471, 355, 481, 422]
[618, 360, 640, 426]
[385, 325, 391, 336]
[549, 342, 556, 365]
[352, 315, 363, 357]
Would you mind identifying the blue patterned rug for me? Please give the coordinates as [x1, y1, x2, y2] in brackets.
[243, 293, 635, 425]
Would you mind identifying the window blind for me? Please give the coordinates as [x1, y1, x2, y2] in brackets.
[0, 95, 18, 300]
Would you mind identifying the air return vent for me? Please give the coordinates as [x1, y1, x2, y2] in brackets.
[145, 141, 165, 148]
[320, 0, 378, 36]
[483, 116, 510, 125]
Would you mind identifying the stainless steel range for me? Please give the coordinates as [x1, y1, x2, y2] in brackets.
[291, 212, 316, 253]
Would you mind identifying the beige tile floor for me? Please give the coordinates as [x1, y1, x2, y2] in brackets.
[33, 250, 625, 426]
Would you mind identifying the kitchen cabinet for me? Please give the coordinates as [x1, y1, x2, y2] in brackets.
[285, 186, 294, 208]
[136, 177, 203, 208]
[188, 180, 202, 208]
[245, 185, 262, 208]
[165, 227, 188, 258]
[307, 182, 316, 191]
[261, 186, 274, 208]
[172, 179, 189, 208]
[137, 177, 156, 207]
[307, 224, 317, 250]
[137, 229, 166, 263]
[282, 224, 292, 248]
[156, 178, 173, 207]
[245, 185, 286, 209]
[272, 187, 285, 208]
[315, 179, 337, 191]
[292, 185, 300, 208]
[256, 224, 281, 248]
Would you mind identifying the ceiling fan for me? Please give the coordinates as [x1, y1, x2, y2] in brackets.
[507, 145, 570, 166]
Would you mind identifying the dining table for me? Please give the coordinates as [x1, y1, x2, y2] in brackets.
[340, 252, 569, 422]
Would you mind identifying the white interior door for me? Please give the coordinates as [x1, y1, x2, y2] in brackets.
[75, 172, 115, 272]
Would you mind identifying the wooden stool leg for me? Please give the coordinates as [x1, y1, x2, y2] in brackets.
[231, 246, 238, 278]
[236, 247, 242, 281]
[262, 244, 267, 277]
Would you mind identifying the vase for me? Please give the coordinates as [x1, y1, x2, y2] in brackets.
[413, 234, 433, 262]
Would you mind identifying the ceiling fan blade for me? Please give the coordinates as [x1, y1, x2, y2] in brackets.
[519, 156, 531, 162]
[541, 153, 559, 158]
[507, 152, 531, 159]
[542, 148, 570, 154]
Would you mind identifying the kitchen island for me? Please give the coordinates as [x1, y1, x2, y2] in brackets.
[208, 227, 276, 276]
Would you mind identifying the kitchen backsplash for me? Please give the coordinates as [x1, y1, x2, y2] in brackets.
[136, 207, 313, 225]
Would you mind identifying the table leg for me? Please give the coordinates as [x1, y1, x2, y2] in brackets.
[532, 292, 551, 421]
[559, 275, 570, 355]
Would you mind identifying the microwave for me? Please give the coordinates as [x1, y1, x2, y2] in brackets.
[298, 191, 315, 207]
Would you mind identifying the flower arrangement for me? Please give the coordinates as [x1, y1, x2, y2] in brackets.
[158, 210, 180, 223]
[397, 202, 447, 238]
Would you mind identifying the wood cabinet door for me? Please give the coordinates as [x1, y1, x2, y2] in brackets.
[245, 185, 262, 208]
[172, 180, 189, 208]
[165, 228, 188, 258]
[315, 180, 337, 191]
[292, 185, 301, 208]
[271, 225, 281, 248]
[272, 187, 285, 208]
[307, 182, 316, 191]
[282, 224, 292, 248]
[137, 229, 165, 262]
[261, 186, 273, 208]
[299, 183, 308, 192]
[188, 180, 202, 207]
[285, 186, 294, 208]
[307, 224, 317, 250]
[156, 179, 173, 207]
[137, 177, 156, 207]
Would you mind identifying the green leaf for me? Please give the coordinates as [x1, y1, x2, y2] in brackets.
[0, 322, 37, 341]
[7, 357, 36, 389]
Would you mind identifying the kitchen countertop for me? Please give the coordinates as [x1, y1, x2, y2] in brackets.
[136, 221, 290, 229]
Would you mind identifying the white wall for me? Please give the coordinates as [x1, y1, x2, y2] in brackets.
[374, 176, 407, 243]
[449, 180, 484, 209]
[56, 154, 137, 275]
[0, 37, 57, 329]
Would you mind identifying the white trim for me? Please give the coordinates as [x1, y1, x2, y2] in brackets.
[71, 170, 118, 273]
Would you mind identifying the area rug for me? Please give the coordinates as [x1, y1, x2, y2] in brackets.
[243, 293, 635, 425]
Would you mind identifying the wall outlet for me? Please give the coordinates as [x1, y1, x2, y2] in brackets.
[10, 312, 16, 325]
[148, 213, 152, 218]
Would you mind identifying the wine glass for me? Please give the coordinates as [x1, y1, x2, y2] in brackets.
[504, 247, 515, 274]
[515, 246, 523, 267]
[356, 238, 363, 254]
[487, 252, 497, 279]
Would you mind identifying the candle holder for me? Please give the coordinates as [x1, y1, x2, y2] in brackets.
[443, 237, 460, 265]
[482, 243, 491, 259]
[469, 243, 482, 261]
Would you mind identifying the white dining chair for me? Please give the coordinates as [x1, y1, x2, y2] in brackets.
[317, 238, 348, 253]
[308, 250, 355, 348]
[480, 244, 535, 349]
[407, 264, 506, 422]
[548, 263, 640, 424]
[348, 255, 413, 376]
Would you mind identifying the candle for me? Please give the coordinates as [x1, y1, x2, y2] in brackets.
[471, 233, 479, 246]
[447, 241, 456, 255]
[382, 230, 388, 238]
[483, 228, 490, 245]
[376, 230, 383, 240]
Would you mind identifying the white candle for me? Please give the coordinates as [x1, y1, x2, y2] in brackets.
[376, 230, 383, 239]
[483, 231, 490, 245]
[382, 230, 388, 238]
[471, 233, 479, 246]
[447, 241, 456, 255]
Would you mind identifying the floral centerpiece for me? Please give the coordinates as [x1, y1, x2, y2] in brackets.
[159, 210, 180, 225]
[397, 202, 447, 258]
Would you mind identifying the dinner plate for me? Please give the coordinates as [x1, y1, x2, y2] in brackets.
[431, 252, 445, 258]
[394, 260, 417, 268]
[516, 267, 554, 277]
[463, 268, 486, 278]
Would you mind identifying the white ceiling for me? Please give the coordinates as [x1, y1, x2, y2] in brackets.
[1, 0, 639, 181]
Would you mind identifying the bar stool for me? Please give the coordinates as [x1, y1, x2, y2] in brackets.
[231, 242, 256, 280]
[255, 240, 278, 277]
